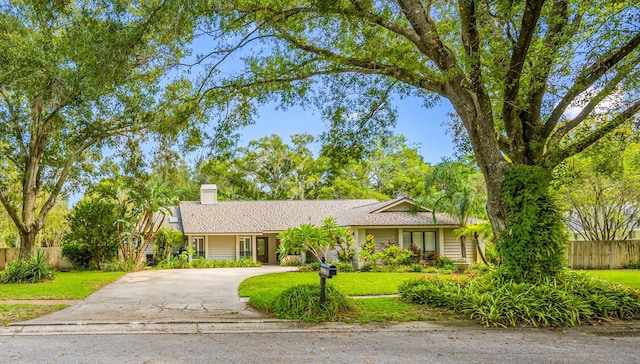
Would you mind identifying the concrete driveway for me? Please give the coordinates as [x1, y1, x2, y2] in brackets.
[22, 266, 297, 325]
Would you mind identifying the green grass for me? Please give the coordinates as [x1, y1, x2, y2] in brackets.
[0, 304, 69, 326]
[582, 270, 640, 289]
[238, 271, 428, 297]
[240, 271, 461, 323]
[0, 271, 126, 300]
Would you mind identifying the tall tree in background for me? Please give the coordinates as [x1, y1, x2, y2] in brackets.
[194, 1, 640, 281]
[558, 125, 640, 240]
[0, 0, 193, 260]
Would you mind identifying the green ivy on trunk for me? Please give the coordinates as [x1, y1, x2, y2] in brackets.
[497, 165, 567, 283]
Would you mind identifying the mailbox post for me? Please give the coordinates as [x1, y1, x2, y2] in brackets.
[319, 262, 337, 307]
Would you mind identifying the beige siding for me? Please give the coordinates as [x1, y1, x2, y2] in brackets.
[365, 228, 398, 250]
[207, 235, 236, 261]
[442, 229, 474, 260]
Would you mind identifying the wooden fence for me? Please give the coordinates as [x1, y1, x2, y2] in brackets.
[0, 247, 73, 271]
[567, 240, 640, 269]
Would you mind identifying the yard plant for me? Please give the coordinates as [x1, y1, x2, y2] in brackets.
[0, 251, 55, 284]
[399, 271, 640, 327]
[274, 284, 351, 322]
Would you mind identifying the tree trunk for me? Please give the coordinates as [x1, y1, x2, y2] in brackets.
[474, 232, 489, 265]
[459, 234, 467, 258]
[448, 94, 509, 242]
[18, 226, 40, 261]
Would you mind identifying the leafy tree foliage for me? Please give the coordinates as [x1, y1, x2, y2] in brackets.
[557, 125, 640, 240]
[196, 134, 430, 200]
[0, 0, 193, 260]
[277, 217, 353, 262]
[64, 198, 119, 268]
[191, 0, 640, 280]
[153, 227, 185, 263]
[423, 160, 487, 258]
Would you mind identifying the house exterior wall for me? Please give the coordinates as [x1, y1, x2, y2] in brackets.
[442, 229, 475, 261]
[365, 228, 398, 250]
[207, 235, 236, 261]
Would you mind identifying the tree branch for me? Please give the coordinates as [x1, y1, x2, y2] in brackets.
[458, 0, 482, 90]
[398, 0, 459, 71]
[525, 0, 573, 130]
[502, 0, 545, 145]
[548, 63, 635, 145]
[545, 99, 640, 167]
[545, 31, 640, 131]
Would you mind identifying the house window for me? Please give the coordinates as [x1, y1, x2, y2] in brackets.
[239, 236, 252, 259]
[403, 231, 437, 256]
[192, 237, 205, 257]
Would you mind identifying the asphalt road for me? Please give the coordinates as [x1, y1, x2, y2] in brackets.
[1, 324, 639, 363]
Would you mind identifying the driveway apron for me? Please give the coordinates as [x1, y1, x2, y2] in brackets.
[22, 266, 297, 325]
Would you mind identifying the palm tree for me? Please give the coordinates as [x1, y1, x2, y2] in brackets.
[424, 161, 487, 259]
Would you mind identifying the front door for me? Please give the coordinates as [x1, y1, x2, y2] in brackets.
[256, 237, 268, 264]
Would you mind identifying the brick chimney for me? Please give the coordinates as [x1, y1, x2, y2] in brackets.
[200, 184, 218, 204]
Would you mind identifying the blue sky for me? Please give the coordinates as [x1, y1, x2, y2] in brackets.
[186, 34, 456, 165]
[238, 97, 456, 165]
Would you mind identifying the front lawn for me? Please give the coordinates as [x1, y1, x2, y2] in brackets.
[239, 271, 461, 323]
[0, 271, 126, 300]
[582, 270, 640, 289]
[0, 271, 126, 326]
[238, 271, 427, 297]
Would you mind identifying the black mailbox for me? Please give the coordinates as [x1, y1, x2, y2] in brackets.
[319, 263, 337, 279]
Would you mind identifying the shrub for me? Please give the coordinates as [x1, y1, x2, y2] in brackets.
[399, 271, 640, 327]
[280, 255, 302, 266]
[410, 263, 423, 272]
[376, 244, 413, 266]
[399, 276, 466, 310]
[406, 243, 422, 264]
[1, 251, 56, 283]
[335, 261, 354, 272]
[337, 247, 356, 263]
[274, 284, 351, 322]
[62, 241, 93, 270]
[64, 198, 119, 267]
[359, 262, 375, 272]
[466, 263, 492, 274]
[103, 260, 136, 272]
[190, 257, 211, 268]
[358, 235, 376, 263]
[625, 259, 640, 269]
[424, 251, 438, 266]
[434, 255, 456, 270]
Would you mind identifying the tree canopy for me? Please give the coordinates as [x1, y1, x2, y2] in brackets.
[0, 0, 193, 259]
[189, 0, 640, 281]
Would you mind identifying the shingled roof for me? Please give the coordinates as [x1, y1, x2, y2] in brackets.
[178, 197, 461, 234]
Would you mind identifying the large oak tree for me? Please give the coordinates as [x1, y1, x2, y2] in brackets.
[193, 0, 640, 280]
[0, 0, 193, 260]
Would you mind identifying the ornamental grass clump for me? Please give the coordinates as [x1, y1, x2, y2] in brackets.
[274, 284, 351, 322]
[1, 251, 55, 284]
[399, 271, 640, 328]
